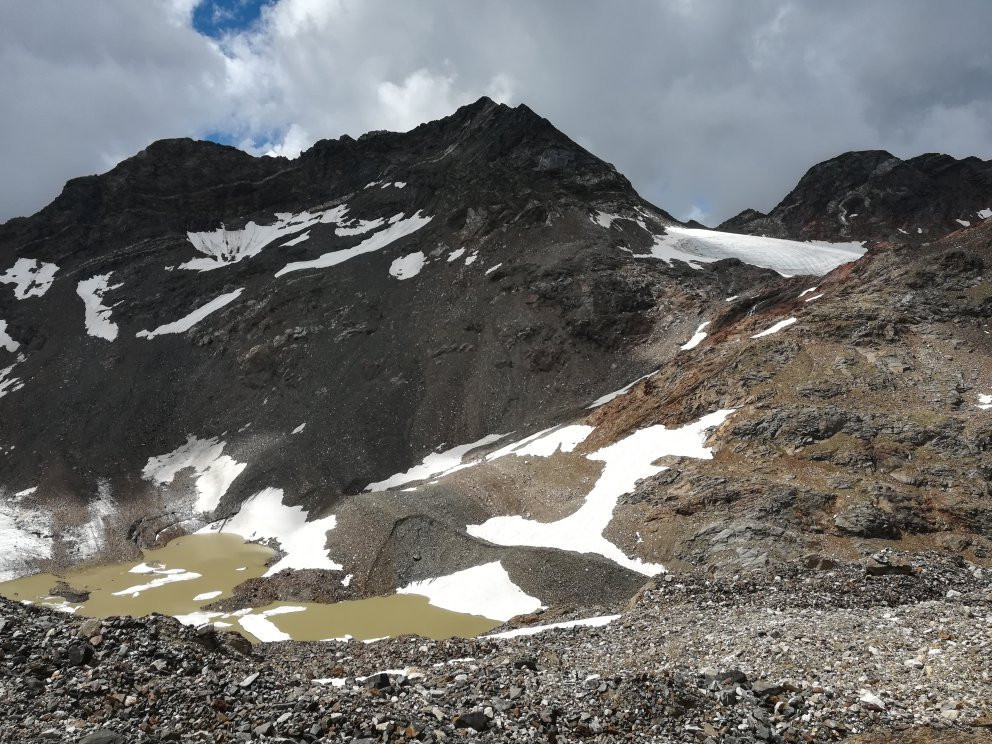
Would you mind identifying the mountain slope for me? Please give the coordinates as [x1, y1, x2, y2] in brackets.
[1, 98, 823, 595]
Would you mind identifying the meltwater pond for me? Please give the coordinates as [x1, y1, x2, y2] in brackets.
[0, 533, 498, 642]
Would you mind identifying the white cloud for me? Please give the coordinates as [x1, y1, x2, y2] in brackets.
[1, 0, 990, 224]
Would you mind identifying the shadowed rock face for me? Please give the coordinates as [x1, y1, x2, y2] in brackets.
[720, 150, 992, 242]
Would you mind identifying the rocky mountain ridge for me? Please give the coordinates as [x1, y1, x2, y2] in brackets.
[719, 150, 992, 243]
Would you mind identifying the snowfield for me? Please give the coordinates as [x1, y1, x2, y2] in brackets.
[182, 206, 350, 271]
[468, 409, 735, 575]
[398, 561, 543, 621]
[76, 273, 123, 341]
[142, 435, 246, 513]
[198, 487, 340, 576]
[0, 321, 19, 353]
[389, 251, 426, 280]
[0, 494, 52, 582]
[639, 227, 865, 276]
[0, 258, 60, 299]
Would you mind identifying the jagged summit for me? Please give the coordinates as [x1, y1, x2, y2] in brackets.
[720, 149, 992, 242]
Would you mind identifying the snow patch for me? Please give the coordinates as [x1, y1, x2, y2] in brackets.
[956, 219, 971, 228]
[199, 487, 340, 575]
[978, 208, 992, 220]
[447, 248, 465, 262]
[485, 263, 503, 275]
[0, 321, 19, 353]
[0, 258, 59, 299]
[487, 614, 620, 639]
[276, 212, 433, 276]
[468, 410, 733, 575]
[976, 394, 992, 411]
[142, 435, 246, 513]
[389, 251, 426, 280]
[680, 321, 710, 350]
[398, 561, 543, 621]
[464, 252, 479, 266]
[136, 289, 244, 339]
[638, 227, 864, 277]
[194, 590, 223, 601]
[69, 480, 116, 560]
[0, 496, 52, 582]
[292, 423, 306, 435]
[591, 211, 621, 229]
[751, 317, 797, 338]
[798, 287, 819, 298]
[182, 206, 349, 271]
[76, 273, 123, 341]
[803, 293, 824, 303]
[238, 605, 307, 642]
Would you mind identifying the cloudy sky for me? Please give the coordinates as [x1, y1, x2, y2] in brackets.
[2, 0, 990, 225]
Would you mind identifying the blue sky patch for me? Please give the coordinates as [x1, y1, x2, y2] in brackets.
[192, 0, 275, 38]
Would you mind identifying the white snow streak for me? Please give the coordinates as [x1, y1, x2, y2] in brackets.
[0, 258, 59, 299]
[680, 321, 710, 350]
[447, 248, 465, 262]
[76, 273, 123, 341]
[276, 212, 432, 276]
[398, 561, 543, 621]
[977, 394, 992, 411]
[365, 434, 507, 492]
[751, 317, 798, 338]
[199, 487, 340, 576]
[587, 371, 658, 409]
[468, 410, 734, 575]
[238, 605, 307, 642]
[956, 219, 971, 227]
[136, 289, 243, 339]
[485, 263, 503, 275]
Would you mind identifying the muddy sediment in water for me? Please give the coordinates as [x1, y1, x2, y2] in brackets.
[0, 533, 498, 642]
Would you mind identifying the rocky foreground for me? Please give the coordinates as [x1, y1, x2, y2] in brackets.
[3, 551, 990, 743]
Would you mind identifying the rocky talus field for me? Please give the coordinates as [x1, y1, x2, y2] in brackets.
[2, 551, 991, 743]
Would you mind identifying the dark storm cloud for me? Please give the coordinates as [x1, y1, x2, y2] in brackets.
[2, 0, 990, 224]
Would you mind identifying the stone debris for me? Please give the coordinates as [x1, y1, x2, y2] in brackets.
[1, 551, 990, 742]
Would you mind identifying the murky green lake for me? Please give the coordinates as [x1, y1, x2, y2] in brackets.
[0, 533, 498, 642]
